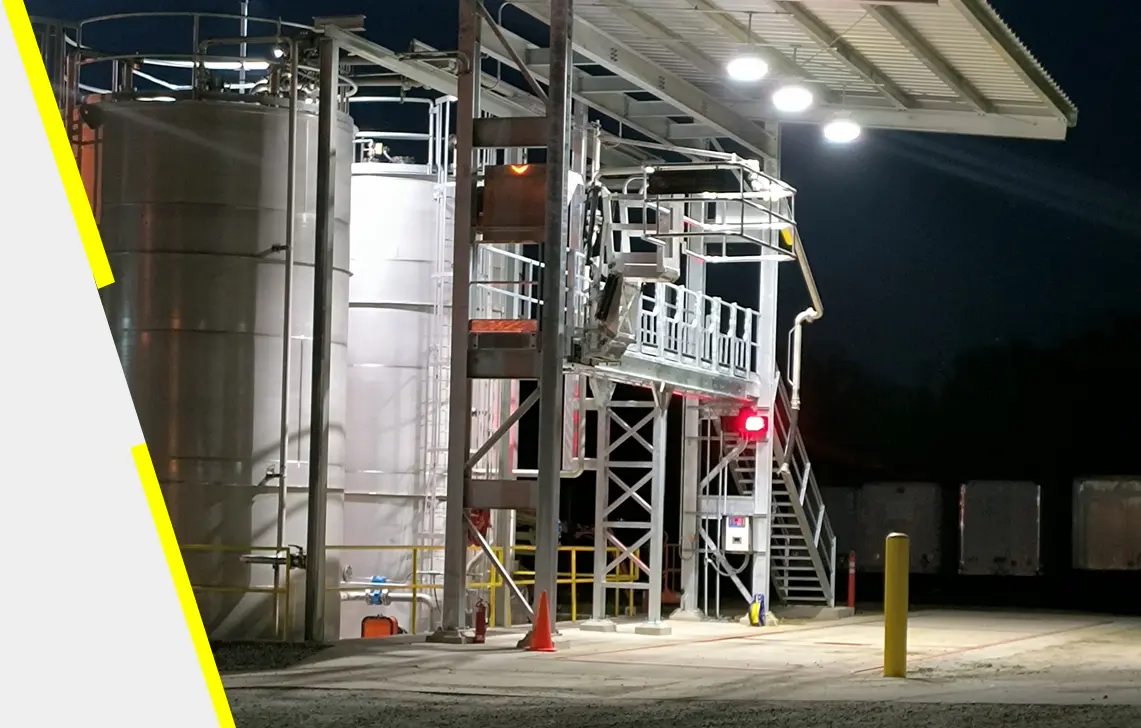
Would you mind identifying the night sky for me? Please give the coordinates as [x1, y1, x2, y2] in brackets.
[33, 0, 1141, 386]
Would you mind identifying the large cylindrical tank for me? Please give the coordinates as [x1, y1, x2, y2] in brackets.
[96, 96, 355, 640]
[341, 162, 447, 637]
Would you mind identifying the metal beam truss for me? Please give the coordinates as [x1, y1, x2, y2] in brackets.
[583, 381, 672, 635]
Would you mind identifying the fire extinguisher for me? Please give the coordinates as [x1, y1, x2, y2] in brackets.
[473, 599, 487, 644]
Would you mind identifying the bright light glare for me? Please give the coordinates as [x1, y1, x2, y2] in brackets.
[272, 46, 285, 59]
[744, 415, 766, 432]
[823, 119, 861, 143]
[772, 84, 813, 113]
[725, 53, 768, 82]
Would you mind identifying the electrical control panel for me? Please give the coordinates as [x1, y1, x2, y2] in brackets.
[724, 515, 752, 553]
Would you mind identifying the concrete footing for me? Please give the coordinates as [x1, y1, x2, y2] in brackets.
[776, 606, 855, 621]
[668, 608, 706, 622]
[425, 628, 469, 645]
[580, 619, 618, 633]
[634, 621, 672, 636]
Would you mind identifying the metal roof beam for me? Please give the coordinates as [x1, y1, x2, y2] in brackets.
[593, 0, 752, 97]
[772, 0, 914, 110]
[476, 21, 682, 153]
[326, 26, 537, 119]
[576, 76, 640, 95]
[944, 0, 1078, 125]
[513, 3, 778, 160]
[687, 0, 840, 103]
[864, 4, 993, 113]
[672, 105, 1068, 141]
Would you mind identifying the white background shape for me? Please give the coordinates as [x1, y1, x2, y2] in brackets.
[0, 15, 221, 728]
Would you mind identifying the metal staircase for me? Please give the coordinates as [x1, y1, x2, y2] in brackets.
[719, 375, 837, 606]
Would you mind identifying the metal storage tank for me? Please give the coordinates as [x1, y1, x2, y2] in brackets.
[856, 482, 942, 574]
[1073, 477, 1141, 570]
[340, 160, 449, 638]
[959, 481, 1041, 576]
[96, 96, 355, 640]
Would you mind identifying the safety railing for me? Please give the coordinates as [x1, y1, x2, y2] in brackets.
[628, 282, 761, 381]
[181, 544, 296, 641]
[182, 542, 643, 641]
[774, 375, 835, 579]
[504, 544, 640, 625]
[603, 161, 797, 262]
[330, 543, 641, 630]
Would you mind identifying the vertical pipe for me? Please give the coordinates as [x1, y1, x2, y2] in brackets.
[535, 0, 573, 630]
[439, 0, 481, 636]
[303, 34, 339, 644]
[678, 231, 706, 616]
[645, 386, 670, 626]
[273, 38, 299, 640]
[238, 0, 249, 90]
[847, 551, 856, 610]
[883, 533, 910, 678]
[589, 379, 611, 624]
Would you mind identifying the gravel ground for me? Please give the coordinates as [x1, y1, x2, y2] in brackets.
[212, 643, 331, 674]
[227, 689, 1141, 728]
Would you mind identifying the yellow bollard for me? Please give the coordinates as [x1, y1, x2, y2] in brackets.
[883, 532, 910, 678]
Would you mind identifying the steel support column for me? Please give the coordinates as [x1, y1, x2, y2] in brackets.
[676, 233, 706, 620]
[748, 126, 782, 614]
[433, 0, 481, 642]
[582, 378, 616, 632]
[641, 384, 672, 633]
[584, 388, 673, 636]
[533, 0, 574, 632]
[303, 34, 339, 644]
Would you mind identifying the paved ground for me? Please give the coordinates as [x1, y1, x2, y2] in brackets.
[222, 609, 1141, 727]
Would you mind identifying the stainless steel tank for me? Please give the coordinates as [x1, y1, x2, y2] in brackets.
[341, 162, 447, 637]
[96, 96, 355, 640]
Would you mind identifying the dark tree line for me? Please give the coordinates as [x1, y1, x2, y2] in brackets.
[796, 314, 1141, 486]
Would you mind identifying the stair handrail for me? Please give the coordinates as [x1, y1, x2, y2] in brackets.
[775, 376, 835, 575]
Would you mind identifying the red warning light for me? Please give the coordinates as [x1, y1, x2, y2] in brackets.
[735, 407, 770, 442]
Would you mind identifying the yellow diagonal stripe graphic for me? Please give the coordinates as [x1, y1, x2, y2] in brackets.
[132, 443, 236, 728]
[4, 1, 113, 288]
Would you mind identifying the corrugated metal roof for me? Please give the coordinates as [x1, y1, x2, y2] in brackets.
[562, 0, 1076, 139]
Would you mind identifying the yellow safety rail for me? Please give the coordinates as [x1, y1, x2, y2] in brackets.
[180, 544, 295, 641]
[181, 542, 649, 639]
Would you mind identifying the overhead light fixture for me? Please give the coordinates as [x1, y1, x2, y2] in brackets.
[725, 12, 768, 83]
[772, 84, 813, 113]
[823, 118, 861, 144]
[726, 53, 769, 83]
[272, 46, 285, 59]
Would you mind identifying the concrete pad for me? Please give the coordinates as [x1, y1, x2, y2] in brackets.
[633, 622, 672, 636]
[777, 605, 855, 621]
[579, 619, 618, 633]
[223, 610, 1141, 706]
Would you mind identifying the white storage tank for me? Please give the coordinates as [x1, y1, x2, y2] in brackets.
[856, 482, 942, 574]
[340, 161, 449, 638]
[1073, 477, 1141, 571]
[97, 96, 355, 640]
[959, 481, 1041, 576]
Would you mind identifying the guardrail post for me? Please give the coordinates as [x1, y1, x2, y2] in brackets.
[883, 533, 909, 678]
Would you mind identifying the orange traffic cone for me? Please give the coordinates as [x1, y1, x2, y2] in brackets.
[527, 590, 557, 652]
